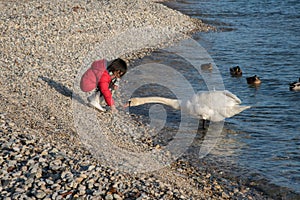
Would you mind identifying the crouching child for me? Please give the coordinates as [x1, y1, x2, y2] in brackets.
[80, 58, 127, 113]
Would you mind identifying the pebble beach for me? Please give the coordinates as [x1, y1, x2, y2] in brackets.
[0, 0, 273, 199]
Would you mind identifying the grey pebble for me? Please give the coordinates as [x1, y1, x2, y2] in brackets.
[0, 0, 266, 199]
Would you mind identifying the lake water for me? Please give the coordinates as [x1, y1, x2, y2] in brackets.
[125, 0, 300, 197]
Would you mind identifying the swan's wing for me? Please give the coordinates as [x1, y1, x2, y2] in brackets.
[223, 90, 242, 104]
[183, 91, 250, 121]
[194, 90, 241, 107]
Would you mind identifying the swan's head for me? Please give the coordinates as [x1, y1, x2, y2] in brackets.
[125, 98, 147, 107]
[125, 98, 138, 107]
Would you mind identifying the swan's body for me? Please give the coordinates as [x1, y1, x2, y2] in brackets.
[127, 90, 251, 127]
[183, 90, 250, 122]
[289, 78, 300, 91]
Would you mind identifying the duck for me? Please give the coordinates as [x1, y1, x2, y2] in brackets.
[200, 63, 213, 71]
[125, 90, 251, 129]
[230, 66, 242, 77]
[289, 78, 300, 91]
[246, 75, 261, 85]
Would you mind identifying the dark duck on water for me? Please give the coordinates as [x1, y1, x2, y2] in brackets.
[289, 78, 300, 91]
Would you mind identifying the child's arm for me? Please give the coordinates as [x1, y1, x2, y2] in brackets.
[99, 74, 114, 107]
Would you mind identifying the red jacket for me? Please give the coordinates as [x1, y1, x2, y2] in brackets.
[80, 59, 114, 106]
[98, 69, 114, 106]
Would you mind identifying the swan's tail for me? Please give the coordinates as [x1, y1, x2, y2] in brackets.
[225, 105, 251, 118]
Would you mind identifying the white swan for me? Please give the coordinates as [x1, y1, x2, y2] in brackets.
[126, 90, 251, 128]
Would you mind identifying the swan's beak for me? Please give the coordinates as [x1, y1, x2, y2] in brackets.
[124, 100, 131, 108]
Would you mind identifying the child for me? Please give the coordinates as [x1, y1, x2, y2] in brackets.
[82, 58, 127, 113]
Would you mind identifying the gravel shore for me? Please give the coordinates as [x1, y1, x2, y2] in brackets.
[0, 0, 271, 199]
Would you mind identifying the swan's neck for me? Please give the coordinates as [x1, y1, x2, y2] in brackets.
[130, 97, 180, 110]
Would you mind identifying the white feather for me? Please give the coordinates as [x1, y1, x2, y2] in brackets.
[128, 90, 251, 122]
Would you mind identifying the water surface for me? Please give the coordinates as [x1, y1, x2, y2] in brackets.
[126, 0, 300, 196]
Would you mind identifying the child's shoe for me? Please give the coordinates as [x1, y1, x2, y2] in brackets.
[87, 91, 106, 112]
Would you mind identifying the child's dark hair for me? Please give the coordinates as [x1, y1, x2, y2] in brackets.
[107, 58, 127, 77]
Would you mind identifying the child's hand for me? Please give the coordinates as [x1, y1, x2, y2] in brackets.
[113, 85, 118, 90]
[111, 105, 118, 113]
